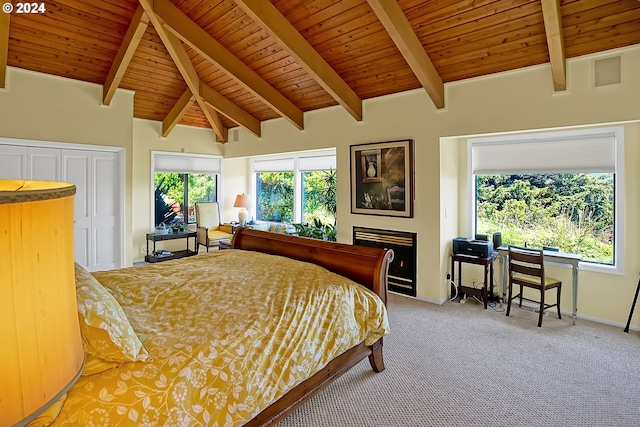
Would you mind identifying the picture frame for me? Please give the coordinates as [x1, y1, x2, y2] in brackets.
[350, 139, 414, 218]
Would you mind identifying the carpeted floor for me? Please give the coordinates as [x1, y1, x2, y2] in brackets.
[277, 293, 640, 426]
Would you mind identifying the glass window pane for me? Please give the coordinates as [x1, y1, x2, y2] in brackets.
[476, 173, 614, 265]
[187, 174, 217, 223]
[256, 172, 293, 222]
[302, 170, 336, 225]
[154, 173, 184, 227]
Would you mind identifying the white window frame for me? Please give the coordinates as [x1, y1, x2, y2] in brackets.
[250, 148, 337, 223]
[150, 151, 223, 226]
[467, 126, 624, 275]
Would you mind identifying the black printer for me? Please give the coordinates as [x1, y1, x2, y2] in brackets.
[452, 237, 494, 258]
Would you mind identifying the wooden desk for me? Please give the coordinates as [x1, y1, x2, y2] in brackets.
[145, 230, 197, 263]
[498, 247, 580, 324]
[451, 252, 498, 309]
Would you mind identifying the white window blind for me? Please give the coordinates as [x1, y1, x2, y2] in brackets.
[253, 158, 295, 172]
[472, 131, 617, 174]
[298, 154, 336, 171]
[153, 152, 221, 174]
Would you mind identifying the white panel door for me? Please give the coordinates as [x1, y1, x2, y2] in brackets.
[92, 151, 119, 271]
[28, 147, 61, 181]
[1, 141, 123, 271]
[62, 150, 91, 268]
[0, 144, 28, 179]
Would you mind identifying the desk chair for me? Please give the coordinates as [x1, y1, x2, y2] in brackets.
[506, 245, 562, 327]
[195, 202, 233, 252]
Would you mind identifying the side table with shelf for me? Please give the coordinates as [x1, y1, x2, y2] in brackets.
[451, 252, 498, 309]
[145, 230, 197, 263]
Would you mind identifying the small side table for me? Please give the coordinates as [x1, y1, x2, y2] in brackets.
[145, 230, 197, 263]
[451, 252, 498, 309]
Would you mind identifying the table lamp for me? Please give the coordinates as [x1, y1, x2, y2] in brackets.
[0, 180, 85, 427]
[233, 193, 252, 226]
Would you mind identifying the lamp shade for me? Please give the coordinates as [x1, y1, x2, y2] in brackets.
[0, 180, 84, 427]
[233, 193, 252, 208]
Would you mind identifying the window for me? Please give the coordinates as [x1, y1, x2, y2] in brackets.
[469, 127, 623, 273]
[302, 170, 336, 225]
[256, 172, 294, 222]
[251, 149, 336, 224]
[152, 152, 221, 227]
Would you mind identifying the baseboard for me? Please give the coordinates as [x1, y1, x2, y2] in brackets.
[415, 290, 639, 332]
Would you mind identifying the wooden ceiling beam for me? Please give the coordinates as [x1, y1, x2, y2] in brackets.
[541, 0, 566, 91]
[199, 82, 261, 137]
[154, 0, 304, 130]
[0, 12, 9, 88]
[162, 88, 194, 137]
[139, 0, 228, 142]
[103, 5, 149, 105]
[234, 0, 363, 122]
[367, 0, 444, 109]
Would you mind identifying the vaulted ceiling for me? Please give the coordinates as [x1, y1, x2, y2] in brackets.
[2, 0, 640, 142]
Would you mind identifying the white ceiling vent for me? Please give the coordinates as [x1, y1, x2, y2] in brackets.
[594, 56, 622, 87]
[230, 128, 239, 142]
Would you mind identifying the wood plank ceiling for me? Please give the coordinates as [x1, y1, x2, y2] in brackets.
[2, 0, 640, 142]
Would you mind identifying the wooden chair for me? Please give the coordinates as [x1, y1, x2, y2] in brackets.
[506, 245, 562, 327]
[195, 202, 233, 252]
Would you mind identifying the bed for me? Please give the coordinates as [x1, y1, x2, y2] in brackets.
[49, 228, 393, 426]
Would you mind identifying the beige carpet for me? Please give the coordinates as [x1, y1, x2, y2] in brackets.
[277, 293, 640, 426]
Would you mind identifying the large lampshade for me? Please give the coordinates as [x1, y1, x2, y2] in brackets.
[233, 193, 251, 225]
[0, 180, 84, 427]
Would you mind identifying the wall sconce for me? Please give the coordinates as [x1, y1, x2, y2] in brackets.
[233, 193, 252, 226]
[0, 180, 85, 426]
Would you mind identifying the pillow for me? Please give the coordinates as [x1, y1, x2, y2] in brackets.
[75, 263, 149, 362]
[81, 353, 121, 376]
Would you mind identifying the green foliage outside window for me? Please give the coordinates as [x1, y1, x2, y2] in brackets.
[296, 170, 337, 241]
[476, 173, 614, 264]
[256, 169, 337, 241]
[154, 173, 217, 225]
[256, 172, 294, 222]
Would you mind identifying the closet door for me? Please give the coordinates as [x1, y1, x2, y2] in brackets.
[62, 149, 120, 271]
[0, 145, 60, 180]
[91, 151, 119, 271]
[0, 144, 27, 179]
[28, 147, 61, 181]
[1, 142, 122, 271]
[62, 150, 91, 268]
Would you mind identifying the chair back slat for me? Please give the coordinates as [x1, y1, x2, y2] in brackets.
[511, 263, 542, 278]
[508, 245, 545, 283]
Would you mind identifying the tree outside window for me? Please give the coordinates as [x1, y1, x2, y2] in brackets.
[302, 170, 336, 225]
[154, 172, 217, 227]
[476, 173, 614, 264]
[256, 172, 294, 222]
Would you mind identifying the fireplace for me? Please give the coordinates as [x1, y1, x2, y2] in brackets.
[353, 227, 417, 297]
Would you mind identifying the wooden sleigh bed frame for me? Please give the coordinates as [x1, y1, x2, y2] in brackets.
[232, 228, 394, 426]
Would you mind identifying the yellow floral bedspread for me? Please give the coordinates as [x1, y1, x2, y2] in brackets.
[53, 250, 389, 427]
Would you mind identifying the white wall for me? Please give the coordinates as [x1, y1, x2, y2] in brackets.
[0, 67, 136, 264]
[132, 119, 221, 260]
[224, 45, 640, 327]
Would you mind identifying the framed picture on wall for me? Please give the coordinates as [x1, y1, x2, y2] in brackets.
[350, 139, 414, 218]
